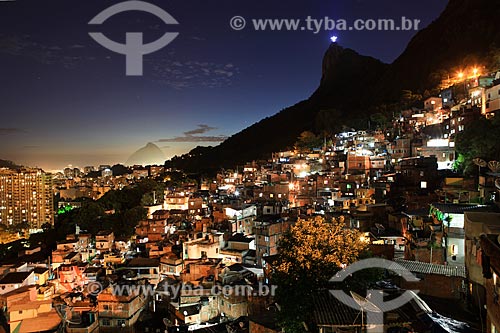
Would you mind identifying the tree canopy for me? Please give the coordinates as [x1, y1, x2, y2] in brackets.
[54, 179, 160, 242]
[455, 115, 500, 174]
[272, 216, 367, 332]
[294, 131, 322, 152]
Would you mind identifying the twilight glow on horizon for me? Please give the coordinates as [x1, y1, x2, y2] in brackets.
[0, 0, 447, 171]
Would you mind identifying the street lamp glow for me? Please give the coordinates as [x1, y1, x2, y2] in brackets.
[330, 36, 338, 43]
[458, 72, 464, 79]
[473, 68, 478, 76]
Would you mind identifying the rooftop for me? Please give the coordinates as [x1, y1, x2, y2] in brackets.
[64, 252, 79, 260]
[33, 267, 48, 274]
[10, 306, 61, 332]
[244, 249, 256, 258]
[391, 259, 466, 278]
[57, 239, 77, 245]
[84, 266, 102, 274]
[1, 285, 35, 297]
[127, 257, 160, 267]
[0, 271, 33, 284]
[312, 291, 359, 327]
[96, 230, 113, 236]
[152, 209, 169, 215]
[228, 233, 254, 243]
[9, 299, 53, 312]
[431, 203, 485, 214]
[179, 304, 201, 316]
[312, 290, 415, 328]
[226, 263, 247, 272]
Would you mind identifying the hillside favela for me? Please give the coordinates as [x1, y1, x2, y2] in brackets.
[2, 0, 500, 333]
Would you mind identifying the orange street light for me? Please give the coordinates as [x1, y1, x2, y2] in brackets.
[473, 68, 478, 76]
[458, 72, 464, 79]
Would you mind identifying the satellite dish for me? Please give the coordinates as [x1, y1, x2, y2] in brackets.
[350, 291, 382, 313]
[473, 158, 487, 168]
[54, 304, 82, 325]
[488, 161, 500, 173]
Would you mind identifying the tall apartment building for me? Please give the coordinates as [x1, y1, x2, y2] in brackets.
[0, 168, 54, 229]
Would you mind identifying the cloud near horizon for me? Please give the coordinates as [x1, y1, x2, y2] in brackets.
[184, 124, 217, 135]
[158, 124, 227, 143]
[0, 128, 26, 135]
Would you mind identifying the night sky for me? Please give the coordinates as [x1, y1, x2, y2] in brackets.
[0, 0, 448, 171]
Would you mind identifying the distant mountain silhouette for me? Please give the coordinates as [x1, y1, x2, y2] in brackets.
[126, 143, 165, 166]
[166, 0, 500, 173]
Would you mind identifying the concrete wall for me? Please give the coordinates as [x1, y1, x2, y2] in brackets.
[397, 274, 464, 300]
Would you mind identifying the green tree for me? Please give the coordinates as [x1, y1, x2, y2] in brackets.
[370, 112, 388, 129]
[111, 164, 130, 176]
[456, 116, 500, 174]
[401, 90, 422, 109]
[486, 44, 500, 70]
[294, 131, 322, 152]
[123, 206, 147, 236]
[139, 179, 166, 206]
[272, 216, 367, 332]
[140, 192, 156, 206]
